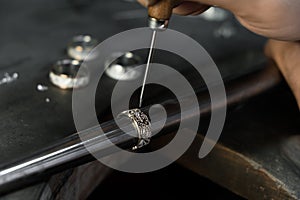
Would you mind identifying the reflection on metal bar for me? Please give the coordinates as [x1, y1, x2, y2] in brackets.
[0, 62, 281, 195]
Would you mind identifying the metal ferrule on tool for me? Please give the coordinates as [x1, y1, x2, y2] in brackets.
[148, 17, 169, 30]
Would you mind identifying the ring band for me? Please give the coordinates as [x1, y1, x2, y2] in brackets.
[49, 59, 89, 89]
[118, 109, 151, 150]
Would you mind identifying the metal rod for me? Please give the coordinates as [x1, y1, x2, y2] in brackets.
[0, 62, 281, 195]
[139, 30, 157, 108]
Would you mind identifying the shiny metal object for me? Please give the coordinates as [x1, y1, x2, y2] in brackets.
[105, 52, 142, 81]
[0, 72, 18, 86]
[118, 109, 151, 150]
[0, 64, 281, 195]
[67, 35, 98, 61]
[36, 84, 48, 92]
[139, 30, 157, 107]
[214, 22, 237, 39]
[199, 7, 228, 21]
[148, 17, 169, 31]
[49, 59, 89, 89]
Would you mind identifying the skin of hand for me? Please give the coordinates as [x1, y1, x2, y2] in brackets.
[265, 40, 300, 109]
[138, 0, 300, 109]
[138, 0, 300, 41]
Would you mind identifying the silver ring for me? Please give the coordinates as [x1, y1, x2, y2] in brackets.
[49, 59, 89, 89]
[67, 35, 98, 61]
[104, 52, 142, 81]
[118, 109, 151, 150]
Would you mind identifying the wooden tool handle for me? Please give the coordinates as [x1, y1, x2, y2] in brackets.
[148, 0, 183, 20]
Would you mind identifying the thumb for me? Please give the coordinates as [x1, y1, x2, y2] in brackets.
[138, 0, 238, 11]
[137, 0, 159, 7]
[187, 0, 241, 12]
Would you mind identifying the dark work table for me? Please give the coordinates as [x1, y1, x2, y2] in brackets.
[1, 0, 299, 199]
[160, 87, 300, 199]
[0, 0, 265, 166]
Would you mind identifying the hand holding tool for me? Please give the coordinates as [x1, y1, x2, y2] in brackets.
[139, 0, 182, 107]
[148, 0, 182, 30]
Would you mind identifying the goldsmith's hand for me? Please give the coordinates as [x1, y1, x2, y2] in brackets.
[138, 0, 300, 41]
[139, 0, 300, 108]
[265, 40, 300, 109]
[138, 0, 300, 108]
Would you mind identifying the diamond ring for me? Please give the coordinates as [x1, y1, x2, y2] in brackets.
[118, 109, 151, 150]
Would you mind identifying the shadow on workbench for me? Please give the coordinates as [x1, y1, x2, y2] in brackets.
[88, 163, 244, 199]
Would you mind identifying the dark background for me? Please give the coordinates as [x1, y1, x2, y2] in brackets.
[0, 0, 270, 198]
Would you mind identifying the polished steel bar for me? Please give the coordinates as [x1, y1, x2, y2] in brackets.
[0, 62, 281, 195]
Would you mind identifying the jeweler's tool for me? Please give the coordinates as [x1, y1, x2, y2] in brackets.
[139, 0, 182, 107]
[139, 30, 156, 107]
